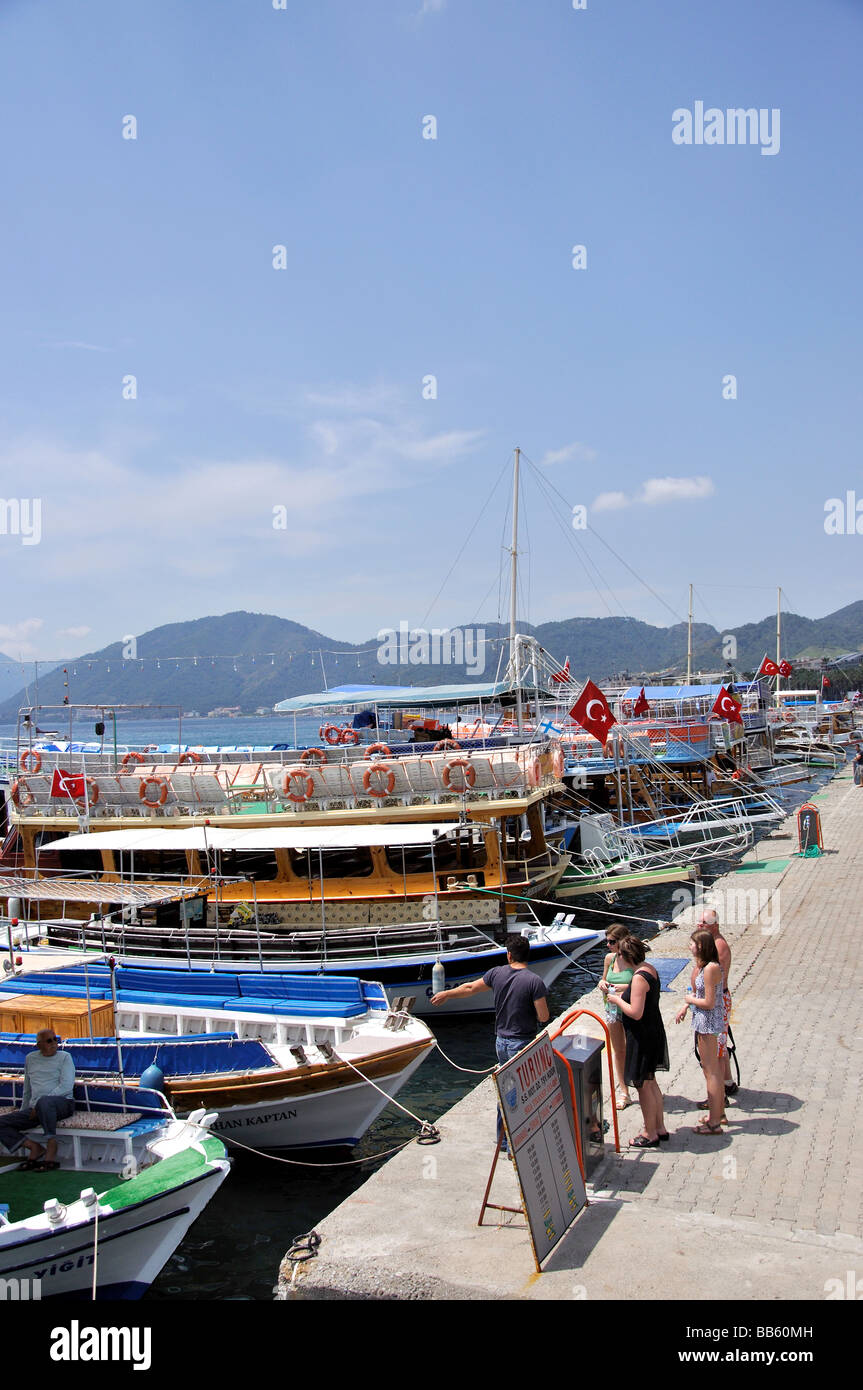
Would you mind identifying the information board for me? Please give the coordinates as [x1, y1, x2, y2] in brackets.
[493, 1031, 587, 1267]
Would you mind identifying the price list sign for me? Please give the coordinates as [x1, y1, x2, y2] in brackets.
[494, 1032, 587, 1267]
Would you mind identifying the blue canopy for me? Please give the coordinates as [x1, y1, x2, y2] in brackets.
[274, 679, 535, 714]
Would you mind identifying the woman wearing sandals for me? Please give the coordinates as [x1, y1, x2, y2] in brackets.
[606, 935, 669, 1148]
[676, 930, 726, 1136]
[597, 924, 634, 1110]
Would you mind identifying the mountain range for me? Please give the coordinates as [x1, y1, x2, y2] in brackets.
[2, 603, 862, 718]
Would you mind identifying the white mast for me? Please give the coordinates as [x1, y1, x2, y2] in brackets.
[687, 583, 693, 685]
[509, 447, 523, 732]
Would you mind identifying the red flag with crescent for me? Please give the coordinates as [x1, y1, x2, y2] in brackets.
[778, 660, 793, 677]
[550, 656, 571, 685]
[50, 768, 86, 800]
[569, 680, 616, 742]
[711, 686, 743, 725]
[633, 687, 650, 716]
[756, 656, 780, 677]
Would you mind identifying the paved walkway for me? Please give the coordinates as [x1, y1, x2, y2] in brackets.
[285, 767, 863, 1301]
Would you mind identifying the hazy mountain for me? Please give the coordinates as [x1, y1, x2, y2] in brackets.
[2, 603, 861, 717]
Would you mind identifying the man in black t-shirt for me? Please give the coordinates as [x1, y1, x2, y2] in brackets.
[431, 934, 550, 1152]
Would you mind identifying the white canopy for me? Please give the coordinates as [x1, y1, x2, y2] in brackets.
[44, 823, 476, 854]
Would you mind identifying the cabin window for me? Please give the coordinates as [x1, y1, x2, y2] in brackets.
[115, 849, 191, 877]
[288, 847, 374, 880]
[384, 837, 485, 874]
[215, 850, 280, 881]
[33, 830, 104, 875]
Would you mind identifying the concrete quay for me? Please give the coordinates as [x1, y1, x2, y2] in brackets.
[285, 766, 863, 1301]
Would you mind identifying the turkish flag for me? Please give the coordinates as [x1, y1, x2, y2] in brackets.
[550, 657, 571, 684]
[633, 687, 650, 716]
[757, 657, 780, 677]
[50, 768, 86, 800]
[569, 680, 616, 742]
[778, 660, 793, 677]
[711, 686, 743, 725]
[822, 674, 830, 689]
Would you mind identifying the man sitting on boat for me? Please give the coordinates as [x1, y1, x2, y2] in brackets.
[0, 1029, 76, 1171]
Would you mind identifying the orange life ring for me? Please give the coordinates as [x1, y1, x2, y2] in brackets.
[363, 763, 395, 798]
[322, 724, 342, 746]
[74, 778, 100, 808]
[282, 767, 315, 803]
[433, 738, 461, 752]
[300, 747, 328, 765]
[366, 742, 392, 758]
[20, 750, 41, 773]
[731, 771, 741, 781]
[178, 751, 202, 765]
[441, 761, 475, 795]
[552, 747, 565, 778]
[442, 758, 476, 792]
[11, 779, 33, 809]
[139, 776, 168, 808]
[339, 728, 360, 746]
[122, 751, 146, 767]
[783, 712, 795, 724]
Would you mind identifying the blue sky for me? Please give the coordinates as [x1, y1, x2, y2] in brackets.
[0, 0, 861, 663]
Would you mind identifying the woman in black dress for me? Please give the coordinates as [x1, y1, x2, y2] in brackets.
[606, 935, 670, 1148]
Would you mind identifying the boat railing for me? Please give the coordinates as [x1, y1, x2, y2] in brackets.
[8, 743, 558, 818]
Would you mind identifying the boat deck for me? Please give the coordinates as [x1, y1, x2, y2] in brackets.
[0, 1160, 125, 1222]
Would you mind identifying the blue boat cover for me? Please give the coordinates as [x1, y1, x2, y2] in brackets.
[0, 1035, 274, 1077]
[0, 963, 387, 1019]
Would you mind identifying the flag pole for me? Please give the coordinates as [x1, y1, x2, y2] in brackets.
[776, 586, 782, 709]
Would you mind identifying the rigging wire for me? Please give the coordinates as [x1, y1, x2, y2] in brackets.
[520, 454, 687, 625]
[418, 453, 512, 630]
[522, 457, 621, 619]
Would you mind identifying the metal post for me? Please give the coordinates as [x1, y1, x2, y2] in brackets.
[318, 847, 326, 964]
[252, 880, 263, 971]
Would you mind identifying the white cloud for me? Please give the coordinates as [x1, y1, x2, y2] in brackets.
[47, 341, 111, 353]
[592, 476, 715, 511]
[0, 618, 44, 659]
[56, 626, 92, 639]
[540, 442, 598, 468]
[417, 0, 446, 15]
[638, 476, 715, 505]
[593, 490, 630, 512]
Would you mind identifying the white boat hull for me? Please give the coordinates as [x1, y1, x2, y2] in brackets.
[207, 1048, 430, 1151]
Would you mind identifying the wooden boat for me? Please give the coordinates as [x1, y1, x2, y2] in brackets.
[0, 962, 436, 1152]
[0, 1072, 228, 1299]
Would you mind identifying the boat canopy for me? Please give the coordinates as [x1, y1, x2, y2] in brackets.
[274, 679, 544, 714]
[621, 685, 725, 700]
[0, 876, 205, 905]
[43, 823, 472, 854]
